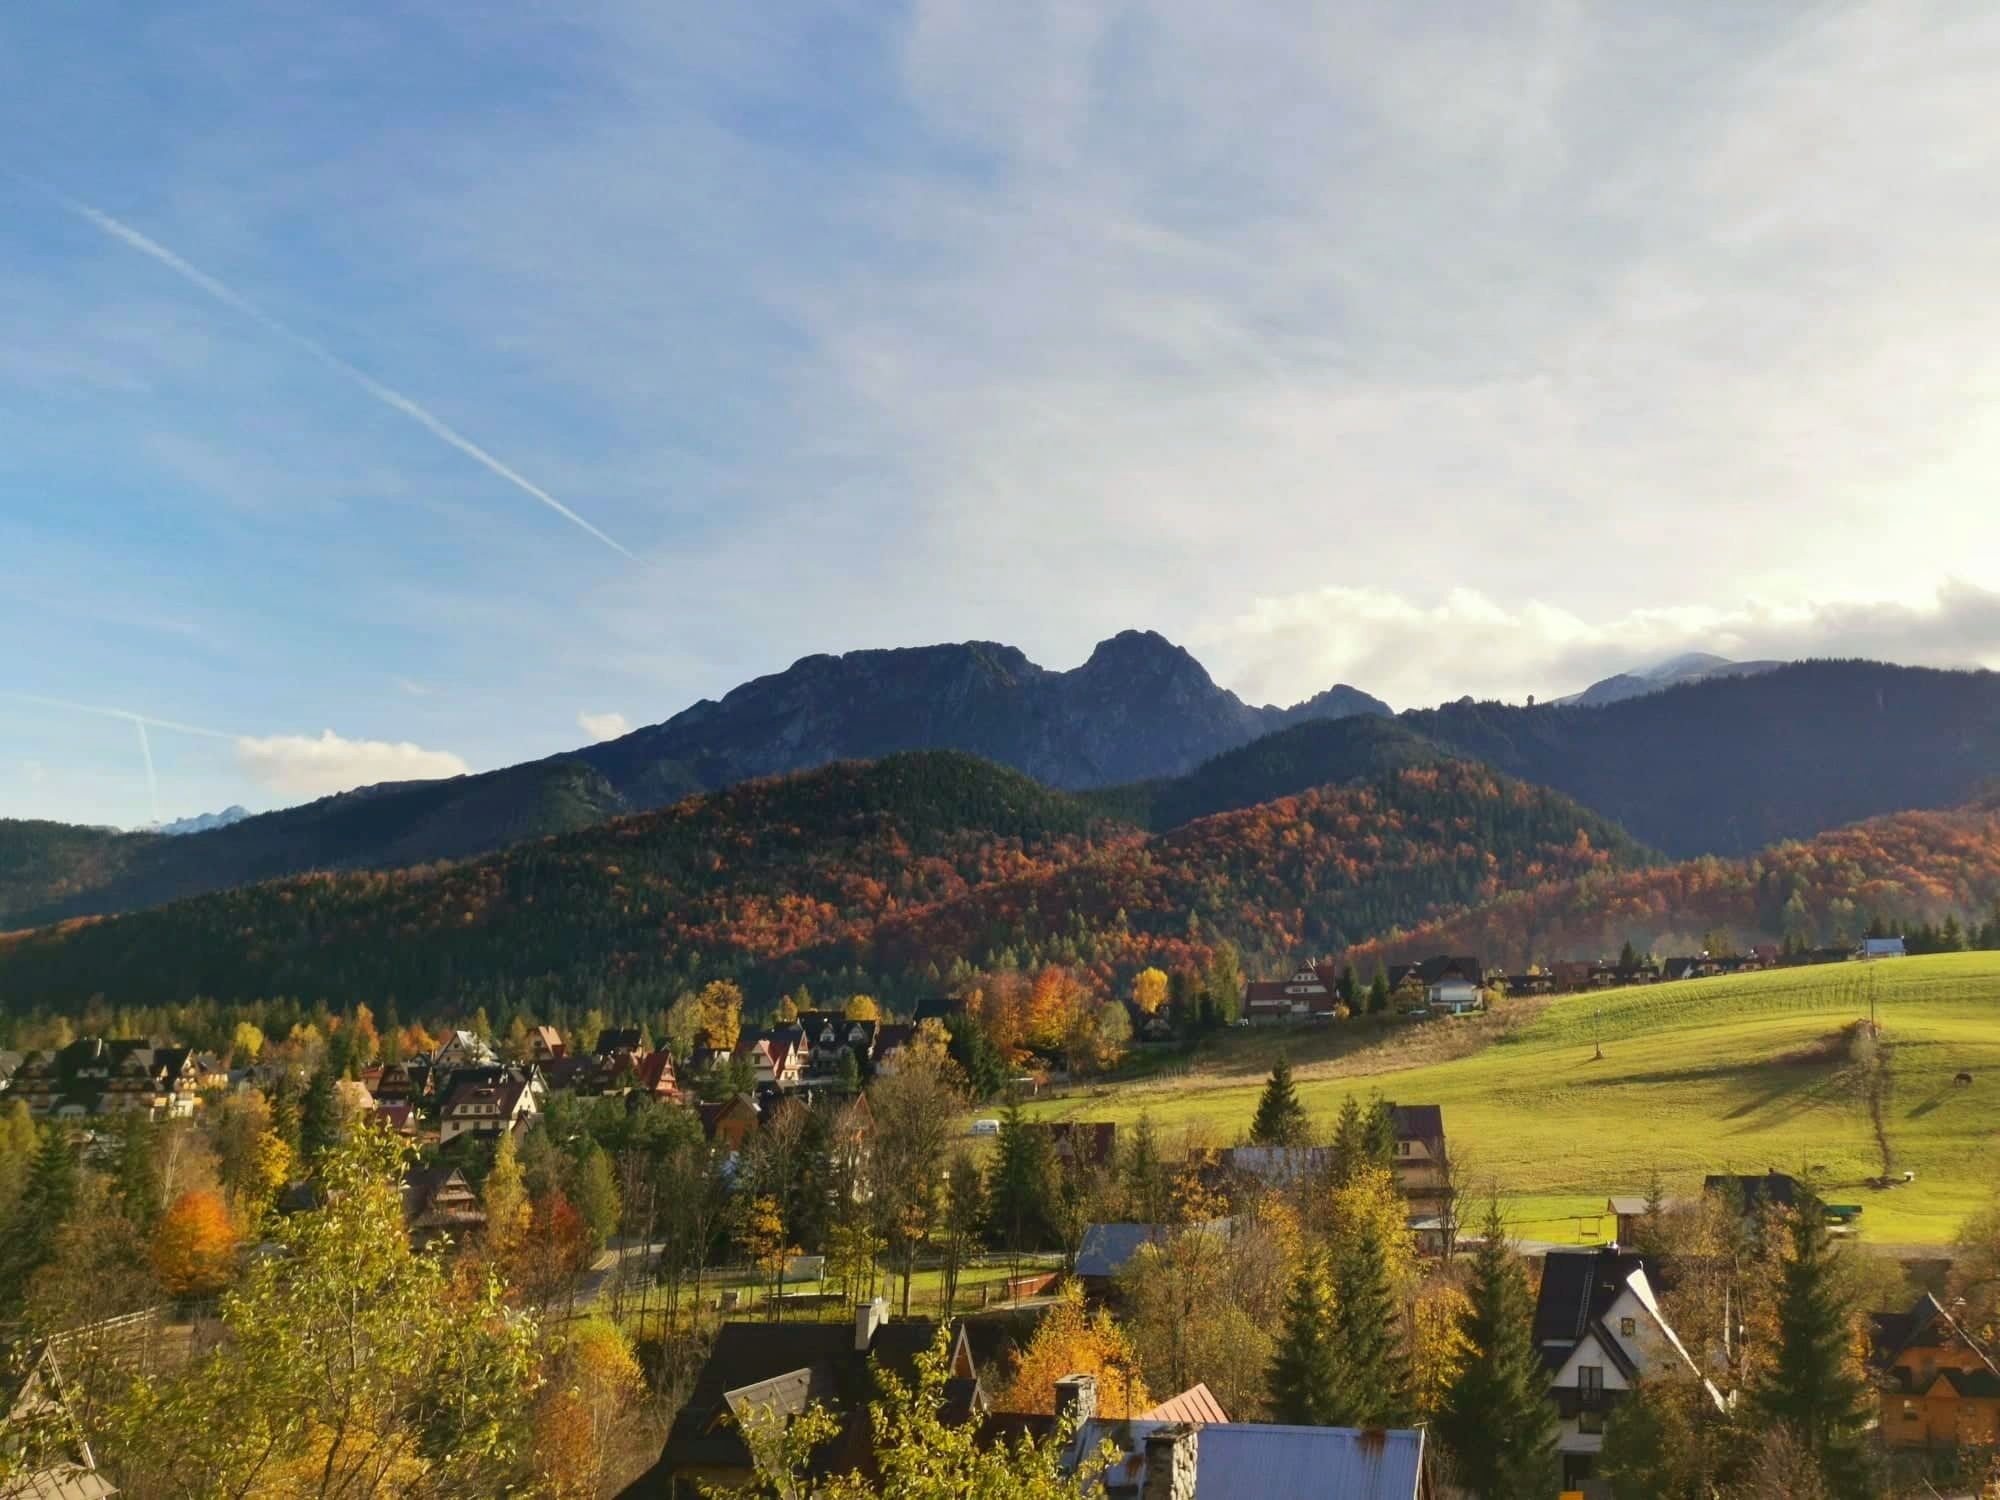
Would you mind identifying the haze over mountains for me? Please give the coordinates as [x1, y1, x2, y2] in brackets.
[1, 633, 1996, 931]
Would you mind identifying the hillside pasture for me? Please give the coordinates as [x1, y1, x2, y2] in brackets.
[1024, 952, 2000, 1245]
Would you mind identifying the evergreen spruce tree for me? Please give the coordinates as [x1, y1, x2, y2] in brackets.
[2, 1126, 79, 1309]
[986, 1094, 1054, 1254]
[1335, 964, 1358, 1007]
[1437, 1201, 1556, 1500]
[113, 1111, 161, 1228]
[1328, 1095, 1367, 1187]
[1267, 1250, 1342, 1425]
[1328, 1216, 1412, 1427]
[1362, 1097, 1398, 1171]
[1754, 1196, 1875, 1499]
[1250, 1055, 1310, 1148]
[1367, 967, 1391, 1015]
[299, 1069, 341, 1164]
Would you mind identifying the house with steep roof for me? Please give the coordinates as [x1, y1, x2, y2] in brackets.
[0, 1343, 118, 1499]
[733, 1033, 805, 1089]
[432, 1030, 499, 1073]
[437, 1076, 538, 1144]
[402, 1165, 487, 1249]
[1386, 1104, 1448, 1216]
[531, 1025, 567, 1061]
[619, 1301, 982, 1497]
[698, 1094, 760, 1154]
[1870, 1292, 2000, 1448]
[631, 1047, 681, 1102]
[1532, 1247, 1723, 1495]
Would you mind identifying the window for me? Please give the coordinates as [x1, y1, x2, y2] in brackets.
[1620, 1317, 1636, 1337]
[1903, 1401, 1920, 1422]
[1577, 1366, 1603, 1406]
[1398, 1141, 1411, 1156]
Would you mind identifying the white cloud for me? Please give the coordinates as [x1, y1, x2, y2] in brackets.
[233, 730, 469, 799]
[1211, 579, 2000, 710]
[576, 710, 630, 742]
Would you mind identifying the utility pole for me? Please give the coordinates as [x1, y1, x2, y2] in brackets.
[1593, 1006, 1604, 1061]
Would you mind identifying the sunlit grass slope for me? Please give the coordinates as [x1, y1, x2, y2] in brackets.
[1024, 952, 2000, 1245]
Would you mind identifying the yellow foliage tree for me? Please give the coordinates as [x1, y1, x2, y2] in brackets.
[844, 994, 882, 1022]
[1130, 968, 1169, 1016]
[1320, 1165, 1419, 1295]
[998, 1281, 1150, 1417]
[697, 980, 745, 1050]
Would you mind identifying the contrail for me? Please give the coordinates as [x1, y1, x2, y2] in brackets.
[133, 718, 160, 825]
[5, 692, 230, 829]
[1, 692, 235, 740]
[36, 186, 637, 560]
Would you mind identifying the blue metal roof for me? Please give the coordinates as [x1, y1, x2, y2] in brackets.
[1071, 1419, 1425, 1499]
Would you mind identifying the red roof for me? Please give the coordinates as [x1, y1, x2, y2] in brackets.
[1137, 1383, 1230, 1424]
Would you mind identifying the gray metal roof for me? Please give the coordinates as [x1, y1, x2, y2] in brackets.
[1071, 1420, 1424, 1499]
[1074, 1219, 1231, 1280]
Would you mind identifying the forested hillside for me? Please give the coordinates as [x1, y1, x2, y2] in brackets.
[1344, 801, 2000, 970]
[1411, 659, 2000, 857]
[869, 761, 1650, 985]
[0, 755, 1644, 1019]
[0, 758, 629, 926]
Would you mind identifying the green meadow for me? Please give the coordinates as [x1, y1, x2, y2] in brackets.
[1022, 952, 2000, 1246]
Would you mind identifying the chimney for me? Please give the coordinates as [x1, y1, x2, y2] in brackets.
[1053, 1372, 1099, 1429]
[854, 1296, 889, 1352]
[1142, 1423, 1200, 1500]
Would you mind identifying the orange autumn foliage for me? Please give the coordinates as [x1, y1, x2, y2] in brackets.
[151, 1189, 240, 1298]
[998, 1281, 1150, 1418]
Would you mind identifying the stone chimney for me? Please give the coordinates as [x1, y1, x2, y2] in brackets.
[1142, 1423, 1200, 1500]
[854, 1296, 889, 1352]
[1053, 1372, 1099, 1429]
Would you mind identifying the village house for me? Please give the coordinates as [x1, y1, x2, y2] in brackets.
[431, 1029, 499, 1073]
[1027, 1121, 1118, 1171]
[630, 1046, 682, 1102]
[1, 1342, 117, 1500]
[1425, 975, 1482, 1015]
[733, 1033, 806, 1089]
[1870, 1291, 2000, 1448]
[698, 1094, 761, 1154]
[1863, 935, 1908, 959]
[402, 1164, 487, 1249]
[622, 1301, 981, 1497]
[1532, 1246, 1723, 1496]
[1059, 1368, 1426, 1500]
[1387, 1104, 1449, 1216]
[531, 1024, 567, 1061]
[10, 1038, 204, 1119]
[1075, 1219, 1232, 1297]
[797, 1013, 877, 1075]
[1243, 967, 1334, 1022]
[437, 1076, 538, 1144]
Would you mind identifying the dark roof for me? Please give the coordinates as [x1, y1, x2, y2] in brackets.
[1532, 1248, 1650, 1372]
[1028, 1121, 1117, 1167]
[1870, 1293, 2000, 1389]
[1412, 955, 1482, 985]
[913, 995, 967, 1025]
[1388, 1104, 1444, 1142]
[1703, 1172, 1800, 1211]
[1076, 1219, 1230, 1280]
[595, 1027, 644, 1057]
[624, 1317, 954, 1496]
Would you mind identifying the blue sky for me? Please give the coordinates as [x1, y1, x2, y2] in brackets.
[6, 2, 2000, 828]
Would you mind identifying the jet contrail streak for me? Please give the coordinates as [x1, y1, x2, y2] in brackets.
[44, 189, 637, 560]
[133, 718, 160, 825]
[1, 691, 235, 740]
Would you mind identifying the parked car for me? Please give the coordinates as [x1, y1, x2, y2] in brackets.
[969, 1118, 1001, 1136]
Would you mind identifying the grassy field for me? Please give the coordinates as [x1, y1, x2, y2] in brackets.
[1021, 952, 2000, 1246]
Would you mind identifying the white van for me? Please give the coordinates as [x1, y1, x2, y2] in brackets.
[969, 1118, 1001, 1136]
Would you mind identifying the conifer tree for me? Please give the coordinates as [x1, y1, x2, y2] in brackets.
[1267, 1250, 1341, 1425]
[1367, 967, 1391, 1014]
[299, 1069, 341, 1164]
[2, 1126, 79, 1309]
[1250, 1054, 1310, 1148]
[113, 1111, 162, 1228]
[1328, 1095, 1367, 1186]
[1328, 1215, 1412, 1427]
[1436, 1201, 1556, 1499]
[1754, 1197, 1875, 1499]
[987, 1094, 1053, 1254]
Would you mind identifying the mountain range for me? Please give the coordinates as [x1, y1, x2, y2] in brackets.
[2, 635, 1998, 931]
[1554, 651, 1783, 707]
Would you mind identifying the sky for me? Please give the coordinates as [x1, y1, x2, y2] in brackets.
[6, 2, 2000, 829]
